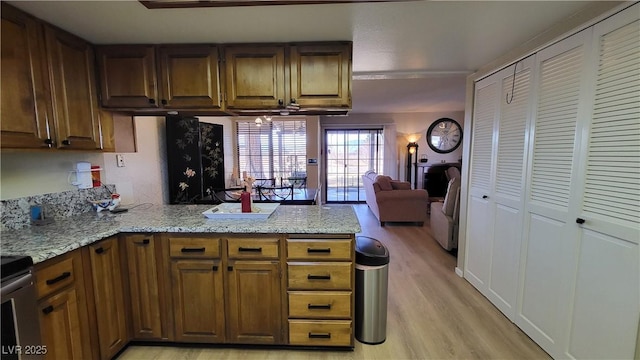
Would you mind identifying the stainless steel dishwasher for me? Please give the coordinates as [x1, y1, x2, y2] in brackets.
[1, 255, 43, 360]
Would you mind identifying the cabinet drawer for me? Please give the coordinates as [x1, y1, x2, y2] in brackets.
[227, 238, 279, 259]
[289, 320, 352, 346]
[169, 237, 220, 258]
[288, 262, 352, 290]
[35, 255, 76, 299]
[287, 239, 352, 261]
[288, 291, 351, 319]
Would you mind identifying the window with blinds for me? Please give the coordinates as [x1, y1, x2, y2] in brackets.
[236, 119, 307, 181]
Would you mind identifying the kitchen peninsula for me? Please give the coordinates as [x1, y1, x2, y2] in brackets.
[2, 204, 361, 359]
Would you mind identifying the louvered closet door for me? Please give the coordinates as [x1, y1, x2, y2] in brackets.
[516, 29, 592, 358]
[566, 5, 640, 359]
[464, 74, 498, 290]
[486, 56, 534, 320]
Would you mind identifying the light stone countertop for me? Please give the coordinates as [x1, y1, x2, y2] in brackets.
[0, 204, 361, 264]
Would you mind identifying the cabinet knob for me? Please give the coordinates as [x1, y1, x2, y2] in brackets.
[42, 305, 54, 315]
[278, 99, 284, 106]
[290, 98, 296, 104]
[482, 195, 488, 199]
[44, 138, 53, 146]
[212, 265, 219, 271]
[95, 247, 104, 254]
[161, 99, 167, 105]
[576, 218, 586, 224]
[149, 98, 156, 105]
[62, 139, 71, 146]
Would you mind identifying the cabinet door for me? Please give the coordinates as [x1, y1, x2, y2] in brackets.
[96, 45, 157, 108]
[464, 74, 498, 290]
[1, 4, 53, 149]
[88, 237, 128, 360]
[158, 45, 222, 109]
[124, 234, 163, 339]
[171, 259, 225, 343]
[39, 288, 87, 360]
[227, 260, 282, 344]
[566, 6, 639, 359]
[45, 25, 100, 150]
[224, 46, 285, 109]
[290, 44, 351, 108]
[517, 29, 592, 357]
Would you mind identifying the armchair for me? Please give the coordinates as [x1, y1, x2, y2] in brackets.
[430, 175, 461, 250]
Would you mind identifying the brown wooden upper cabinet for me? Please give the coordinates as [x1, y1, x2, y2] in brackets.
[45, 24, 101, 150]
[224, 45, 286, 110]
[290, 43, 352, 109]
[96, 45, 158, 108]
[1, 4, 103, 151]
[225, 43, 352, 111]
[0, 3, 54, 149]
[97, 45, 223, 110]
[158, 45, 222, 109]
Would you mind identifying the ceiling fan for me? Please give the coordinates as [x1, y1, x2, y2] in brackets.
[140, 0, 413, 9]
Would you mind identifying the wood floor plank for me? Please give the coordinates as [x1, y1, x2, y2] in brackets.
[117, 204, 550, 360]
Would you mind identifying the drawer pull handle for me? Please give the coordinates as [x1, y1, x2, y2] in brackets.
[308, 332, 331, 339]
[307, 248, 331, 253]
[95, 247, 105, 254]
[46, 272, 71, 285]
[42, 305, 54, 315]
[307, 274, 331, 280]
[181, 247, 206, 253]
[308, 304, 331, 310]
[135, 239, 150, 245]
[238, 247, 262, 252]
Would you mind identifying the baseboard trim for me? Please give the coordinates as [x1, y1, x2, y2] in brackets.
[455, 267, 463, 277]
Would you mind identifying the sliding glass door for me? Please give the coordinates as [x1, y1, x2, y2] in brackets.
[325, 129, 384, 203]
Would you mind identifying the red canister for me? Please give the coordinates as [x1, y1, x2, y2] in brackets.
[240, 190, 251, 213]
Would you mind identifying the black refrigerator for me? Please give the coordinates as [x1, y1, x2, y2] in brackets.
[166, 116, 225, 204]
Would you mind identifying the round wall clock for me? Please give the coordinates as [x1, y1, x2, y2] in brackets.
[426, 118, 463, 154]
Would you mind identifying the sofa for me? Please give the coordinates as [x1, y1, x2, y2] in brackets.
[362, 170, 429, 226]
[430, 167, 461, 250]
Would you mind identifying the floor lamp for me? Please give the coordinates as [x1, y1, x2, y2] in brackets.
[406, 142, 418, 189]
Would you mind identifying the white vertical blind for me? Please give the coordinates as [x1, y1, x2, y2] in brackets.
[530, 45, 584, 208]
[236, 119, 307, 181]
[470, 82, 497, 191]
[496, 67, 531, 198]
[583, 19, 640, 225]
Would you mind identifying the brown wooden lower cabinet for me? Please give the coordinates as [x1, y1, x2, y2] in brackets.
[86, 236, 128, 360]
[124, 234, 165, 340]
[226, 260, 282, 344]
[33, 232, 354, 359]
[35, 249, 92, 360]
[171, 259, 226, 343]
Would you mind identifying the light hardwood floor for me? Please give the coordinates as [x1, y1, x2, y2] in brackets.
[117, 204, 550, 360]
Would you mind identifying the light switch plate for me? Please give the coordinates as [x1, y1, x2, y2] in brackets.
[116, 154, 125, 167]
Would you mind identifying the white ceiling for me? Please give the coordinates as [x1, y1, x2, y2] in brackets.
[9, 1, 600, 114]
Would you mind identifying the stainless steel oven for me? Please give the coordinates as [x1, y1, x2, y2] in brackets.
[1, 256, 42, 360]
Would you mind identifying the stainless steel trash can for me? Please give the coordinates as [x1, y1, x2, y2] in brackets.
[355, 236, 390, 345]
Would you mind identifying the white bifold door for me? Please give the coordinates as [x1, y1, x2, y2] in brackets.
[465, 55, 534, 320]
[465, 4, 639, 359]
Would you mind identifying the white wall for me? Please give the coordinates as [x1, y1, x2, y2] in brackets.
[0, 151, 105, 200]
[102, 116, 234, 206]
